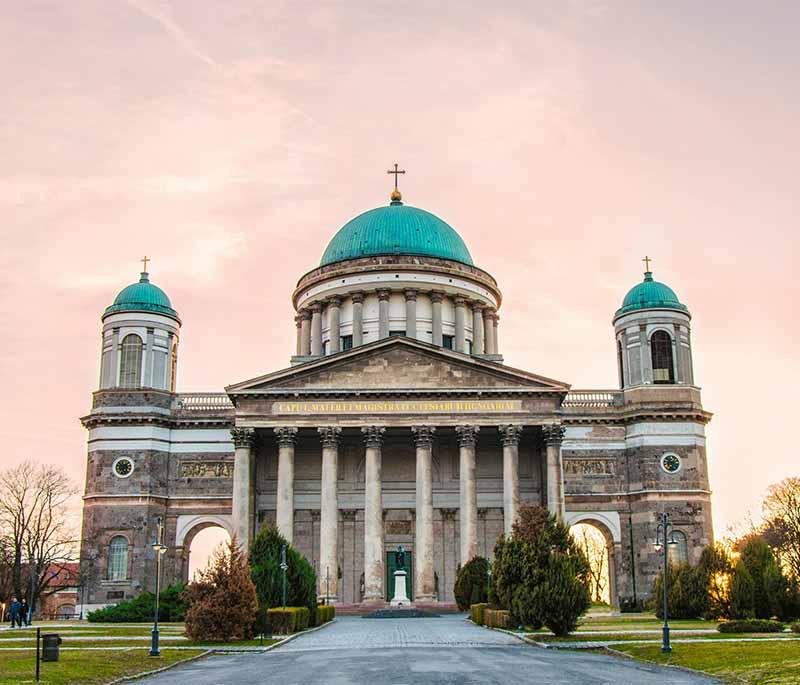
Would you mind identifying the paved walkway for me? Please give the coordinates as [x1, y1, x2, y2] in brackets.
[139, 615, 717, 684]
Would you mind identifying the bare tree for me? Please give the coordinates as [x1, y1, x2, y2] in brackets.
[0, 461, 78, 618]
[573, 524, 609, 604]
[762, 477, 800, 581]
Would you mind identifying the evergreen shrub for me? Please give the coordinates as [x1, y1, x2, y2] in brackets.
[492, 506, 590, 636]
[87, 583, 188, 623]
[652, 563, 709, 620]
[453, 557, 489, 611]
[470, 603, 488, 626]
[618, 597, 645, 613]
[791, 621, 800, 634]
[717, 619, 784, 633]
[730, 538, 787, 620]
[250, 526, 317, 626]
[267, 607, 310, 634]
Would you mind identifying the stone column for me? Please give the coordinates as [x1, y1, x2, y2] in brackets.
[483, 309, 497, 355]
[404, 289, 418, 339]
[275, 427, 298, 543]
[300, 310, 312, 356]
[231, 427, 255, 549]
[294, 315, 303, 356]
[377, 290, 391, 339]
[640, 324, 652, 383]
[352, 292, 365, 347]
[454, 297, 467, 353]
[493, 314, 500, 356]
[328, 297, 341, 354]
[430, 291, 444, 346]
[318, 426, 341, 602]
[499, 425, 522, 535]
[455, 425, 479, 564]
[362, 426, 385, 602]
[471, 304, 484, 355]
[110, 327, 120, 386]
[542, 424, 566, 520]
[310, 304, 323, 356]
[412, 426, 436, 602]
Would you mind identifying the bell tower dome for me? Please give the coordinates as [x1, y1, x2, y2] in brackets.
[98, 265, 181, 391]
[613, 262, 694, 389]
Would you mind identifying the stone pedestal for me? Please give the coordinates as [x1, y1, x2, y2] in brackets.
[390, 570, 410, 607]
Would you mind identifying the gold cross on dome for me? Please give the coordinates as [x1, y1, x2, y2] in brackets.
[141, 255, 150, 272]
[642, 255, 652, 272]
[387, 163, 406, 191]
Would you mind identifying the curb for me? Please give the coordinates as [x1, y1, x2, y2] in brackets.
[107, 650, 212, 684]
[212, 617, 336, 654]
[603, 646, 725, 683]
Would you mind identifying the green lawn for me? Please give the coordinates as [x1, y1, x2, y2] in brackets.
[534, 632, 798, 643]
[615, 641, 800, 684]
[0, 648, 207, 685]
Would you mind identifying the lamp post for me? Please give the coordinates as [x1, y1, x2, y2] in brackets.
[149, 517, 168, 657]
[280, 544, 288, 609]
[653, 512, 678, 653]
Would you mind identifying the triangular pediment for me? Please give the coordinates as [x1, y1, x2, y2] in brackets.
[226, 337, 569, 395]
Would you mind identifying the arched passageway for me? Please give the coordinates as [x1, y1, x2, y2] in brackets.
[566, 513, 622, 609]
[175, 515, 233, 583]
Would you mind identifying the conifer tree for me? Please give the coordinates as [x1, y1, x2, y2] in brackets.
[184, 536, 258, 642]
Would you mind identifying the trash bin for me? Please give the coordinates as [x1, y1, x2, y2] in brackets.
[41, 633, 62, 662]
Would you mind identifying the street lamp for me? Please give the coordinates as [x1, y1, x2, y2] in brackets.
[653, 512, 678, 653]
[149, 517, 168, 657]
[280, 544, 288, 608]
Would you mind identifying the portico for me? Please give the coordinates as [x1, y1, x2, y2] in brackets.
[226, 336, 569, 604]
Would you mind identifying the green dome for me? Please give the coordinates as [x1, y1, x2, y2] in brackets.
[615, 272, 689, 319]
[104, 272, 179, 320]
[320, 199, 474, 266]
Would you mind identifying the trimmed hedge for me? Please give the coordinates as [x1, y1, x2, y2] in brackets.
[454, 557, 489, 611]
[267, 606, 310, 634]
[316, 605, 335, 626]
[470, 603, 488, 626]
[483, 608, 513, 629]
[717, 619, 785, 633]
[87, 583, 188, 623]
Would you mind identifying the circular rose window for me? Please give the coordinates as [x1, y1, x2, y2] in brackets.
[112, 457, 134, 479]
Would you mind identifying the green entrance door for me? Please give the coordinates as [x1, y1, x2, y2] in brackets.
[386, 550, 413, 601]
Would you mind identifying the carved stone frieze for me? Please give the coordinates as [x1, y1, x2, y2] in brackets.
[179, 460, 234, 478]
[563, 459, 616, 477]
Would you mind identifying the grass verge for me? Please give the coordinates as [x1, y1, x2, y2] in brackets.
[0, 648, 206, 685]
[614, 640, 800, 684]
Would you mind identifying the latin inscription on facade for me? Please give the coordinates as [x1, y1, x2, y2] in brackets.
[563, 458, 616, 476]
[271, 399, 524, 415]
[179, 460, 234, 478]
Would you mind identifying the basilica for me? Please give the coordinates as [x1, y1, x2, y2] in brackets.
[78, 183, 713, 611]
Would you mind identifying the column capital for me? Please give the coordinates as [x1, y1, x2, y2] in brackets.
[499, 424, 523, 446]
[453, 296, 467, 308]
[300, 308, 313, 321]
[429, 290, 445, 303]
[294, 314, 303, 326]
[411, 425, 436, 448]
[542, 423, 566, 446]
[455, 424, 480, 447]
[361, 425, 385, 447]
[471, 301, 485, 313]
[439, 507, 457, 521]
[351, 291, 365, 304]
[483, 307, 497, 321]
[328, 296, 342, 307]
[376, 289, 392, 302]
[341, 509, 357, 522]
[310, 302, 323, 313]
[275, 426, 299, 447]
[318, 426, 342, 448]
[404, 289, 418, 301]
[231, 427, 255, 449]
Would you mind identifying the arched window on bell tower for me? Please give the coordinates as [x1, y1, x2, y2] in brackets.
[119, 334, 143, 388]
[650, 330, 675, 384]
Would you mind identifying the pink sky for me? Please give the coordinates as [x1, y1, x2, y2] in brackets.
[1, 1, 798, 543]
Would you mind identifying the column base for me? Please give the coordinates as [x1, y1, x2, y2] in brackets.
[413, 594, 436, 603]
[362, 595, 385, 604]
